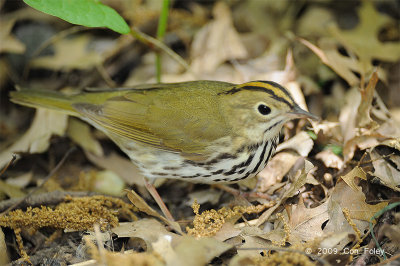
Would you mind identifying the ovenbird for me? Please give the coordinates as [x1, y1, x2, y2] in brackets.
[10, 80, 316, 183]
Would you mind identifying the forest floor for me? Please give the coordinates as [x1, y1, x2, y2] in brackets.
[0, 0, 399, 265]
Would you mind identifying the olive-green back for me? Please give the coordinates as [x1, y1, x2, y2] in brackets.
[75, 81, 234, 155]
[11, 81, 235, 156]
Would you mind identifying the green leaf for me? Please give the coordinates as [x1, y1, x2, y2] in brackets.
[306, 130, 317, 140]
[324, 144, 343, 156]
[23, 0, 130, 34]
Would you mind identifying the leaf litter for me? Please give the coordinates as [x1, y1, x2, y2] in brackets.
[0, 0, 399, 265]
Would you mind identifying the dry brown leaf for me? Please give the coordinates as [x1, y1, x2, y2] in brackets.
[151, 236, 178, 265]
[323, 199, 356, 250]
[354, 136, 380, 151]
[285, 81, 310, 112]
[257, 152, 299, 192]
[381, 213, 400, 245]
[187, 189, 223, 206]
[377, 120, 400, 139]
[288, 197, 329, 241]
[357, 71, 378, 128]
[0, 228, 9, 265]
[329, 1, 400, 65]
[391, 108, 400, 124]
[152, 236, 231, 266]
[5, 172, 32, 188]
[311, 121, 341, 139]
[331, 179, 387, 222]
[256, 160, 315, 227]
[299, 37, 361, 86]
[85, 151, 145, 186]
[236, 235, 273, 257]
[0, 109, 68, 169]
[370, 149, 400, 192]
[0, 180, 26, 198]
[339, 84, 381, 162]
[67, 118, 103, 157]
[83, 239, 164, 266]
[190, 2, 247, 74]
[214, 222, 241, 242]
[301, 1, 399, 86]
[31, 35, 103, 71]
[285, 167, 387, 245]
[276, 131, 314, 157]
[235, 50, 294, 89]
[340, 166, 366, 191]
[321, 180, 386, 250]
[339, 88, 361, 146]
[0, 17, 25, 54]
[380, 139, 400, 151]
[126, 190, 182, 234]
[339, 72, 397, 162]
[315, 150, 344, 169]
[319, 232, 350, 249]
[297, 7, 334, 37]
[85, 170, 125, 196]
[112, 219, 180, 251]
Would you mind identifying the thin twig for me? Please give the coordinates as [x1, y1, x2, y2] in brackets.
[0, 154, 17, 177]
[357, 153, 395, 166]
[0, 147, 76, 215]
[0, 191, 102, 213]
[96, 64, 117, 87]
[22, 26, 87, 79]
[130, 27, 189, 71]
[372, 253, 400, 266]
[369, 201, 400, 261]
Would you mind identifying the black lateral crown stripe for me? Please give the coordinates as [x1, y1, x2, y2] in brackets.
[256, 80, 294, 101]
[224, 85, 293, 108]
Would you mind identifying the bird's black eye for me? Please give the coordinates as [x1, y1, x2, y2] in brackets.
[257, 104, 271, 115]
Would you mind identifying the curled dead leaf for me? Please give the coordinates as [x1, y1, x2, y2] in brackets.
[316, 150, 344, 169]
[257, 152, 299, 192]
[190, 2, 247, 74]
[276, 131, 314, 157]
[0, 109, 68, 169]
[126, 190, 182, 234]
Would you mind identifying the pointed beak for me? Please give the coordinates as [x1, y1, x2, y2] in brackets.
[289, 105, 320, 121]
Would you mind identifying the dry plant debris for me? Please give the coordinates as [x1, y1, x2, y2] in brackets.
[0, 0, 399, 265]
[187, 200, 275, 238]
[0, 195, 137, 263]
[0, 195, 137, 231]
[85, 236, 165, 266]
[230, 251, 316, 266]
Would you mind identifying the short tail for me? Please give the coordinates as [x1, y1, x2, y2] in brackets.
[9, 88, 79, 116]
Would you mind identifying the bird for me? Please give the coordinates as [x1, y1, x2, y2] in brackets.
[10, 80, 318, 220]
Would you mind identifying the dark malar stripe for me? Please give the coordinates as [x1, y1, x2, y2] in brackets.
[264, 119, 283, 133]
[251, 140, 271, 174]
[262, 141, 274, 166]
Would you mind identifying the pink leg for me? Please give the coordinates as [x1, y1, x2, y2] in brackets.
[144, 178, 175, 221]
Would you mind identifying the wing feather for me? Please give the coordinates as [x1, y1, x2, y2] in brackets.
[72, 84, 232, 155]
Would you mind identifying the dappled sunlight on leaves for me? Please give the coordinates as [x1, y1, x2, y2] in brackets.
[1, 0, 399, 264]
